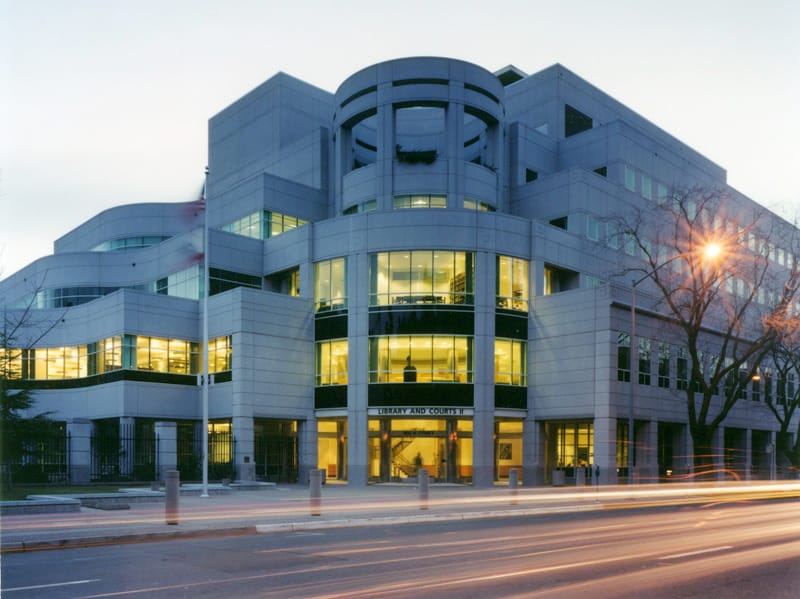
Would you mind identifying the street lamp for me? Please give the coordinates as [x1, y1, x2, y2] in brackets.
[627, 242, 722, 484]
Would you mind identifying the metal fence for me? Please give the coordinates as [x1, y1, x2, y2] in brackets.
[2, 422, 68, 484]
[91, 422, 156, 482]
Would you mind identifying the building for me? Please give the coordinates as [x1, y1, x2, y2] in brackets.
[2, 57, 798, 487]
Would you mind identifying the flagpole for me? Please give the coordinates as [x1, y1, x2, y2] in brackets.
[201, 166, 210, 498]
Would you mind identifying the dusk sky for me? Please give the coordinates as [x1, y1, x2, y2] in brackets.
[2, 0, 798, 278]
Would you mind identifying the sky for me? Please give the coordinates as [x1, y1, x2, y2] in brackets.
[1, 0, 798, 278]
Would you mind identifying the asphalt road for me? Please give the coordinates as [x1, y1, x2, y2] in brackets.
[3, 500, 799, 598]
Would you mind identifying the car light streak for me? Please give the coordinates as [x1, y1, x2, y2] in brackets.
[659, 545, 733, 559]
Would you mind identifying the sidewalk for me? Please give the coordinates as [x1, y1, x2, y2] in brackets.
[0, 482, 606, 553]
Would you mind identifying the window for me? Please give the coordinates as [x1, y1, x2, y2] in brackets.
[92, 236, 170, 252]
[549, 216, 568, 230]
[208, 336, 232, 373]
[543, 264, 579, 295]
[525, 168, 538, 182]
[393, 194, 447, 209]
[586, 215, 600, 241]
[658, 343, 670, 388]
[564, 105, 592, 137]
[676, 348, 688, 390]
[496, 256, 529, 311]
[221, 210, 308, 240]
[593, 166, 607, 177]
[617, 333, 631, 382]
[638, 338, 651, 385]
[265, 267, 300, 297]
[777, 371, 786, 404]
[343, 199, 377, 215]
[495, 339, 527, 386]
[463, 199, 495, 211]
[370, 251, 474, 306]
[368, 335, 472, 383]
[0, 348, 23, 379]
[764, 368, 773, 403]
[624, 166, 636, 192]
[316, 339, 348, 386]
[641, 175, 652, 200]
[315, 258, 347, 312]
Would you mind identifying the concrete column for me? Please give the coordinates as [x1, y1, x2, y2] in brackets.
[155, 421, 177, 482]
[67, 418, 92, 484]
[377, 97, 394, 208]
[472, 250, 495, 487]
[446, 97, 465, 208]
[347, 252, 369, 486]
[640, 420, 658, 482]
[682, 424, 694, 477]
[233, 415, 255, 481]
[522, 419, 545, 486]
[297, 418, 318, 485]
[593, 417, 617, 485]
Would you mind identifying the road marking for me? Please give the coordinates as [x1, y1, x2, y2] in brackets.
[659, 546, 733, 560]
[5, 579, 101, 592]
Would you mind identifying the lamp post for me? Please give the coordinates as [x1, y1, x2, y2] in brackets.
[627, 242, 721, 484]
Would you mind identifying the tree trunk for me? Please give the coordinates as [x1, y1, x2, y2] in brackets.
[690, 423, 716, 479]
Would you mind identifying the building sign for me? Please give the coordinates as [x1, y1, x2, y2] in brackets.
[368, 407, 474, 417]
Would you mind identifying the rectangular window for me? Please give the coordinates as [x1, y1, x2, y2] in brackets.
[393, 194, 447, 209]
[641, 175, 652, 200]
[624, 166, 636, 192]
[586, 215, 599, 241]
[0, 348, 23, 379]
[676, 348, 688, 390]
[657, 343, 670, 388]
[316, 339, 348, 386]
[368, 335, 472, 383]
[638, 338, 651, 385]
[617, 333, 631, 382]
[496, 255, 529, 311]
[315, 257, 347, 312]
[495, 339, 527, 386]
[370, 251, 474, 306]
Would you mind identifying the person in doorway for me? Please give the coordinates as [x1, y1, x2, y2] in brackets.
[414, 452, 423, 474]
[404, 355, 417, 382]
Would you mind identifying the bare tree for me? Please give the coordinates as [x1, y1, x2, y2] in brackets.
[612, 187, 800, 472]
[1, 282, 64, 488]
[764, 317, 800, 474]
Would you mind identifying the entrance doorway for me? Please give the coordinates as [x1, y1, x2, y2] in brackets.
[368, 418, 473, 483]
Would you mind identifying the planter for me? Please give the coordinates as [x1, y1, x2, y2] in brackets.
[552, 470, 566, 487]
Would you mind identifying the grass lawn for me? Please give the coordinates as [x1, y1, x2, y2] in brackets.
[0, 484, 152, 501]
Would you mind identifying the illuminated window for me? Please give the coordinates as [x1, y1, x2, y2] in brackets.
[496, 256, 529, 311]
[221, 210, 308, 240]
[494, 339, 527, 386]
[370, 251, 473, 306]
[0, 348, 23, 379]
[315, 257, 347, 312]
[368, 336, 472, 383]
[316, 339, 348, 386]
[393, 194, 447, 209]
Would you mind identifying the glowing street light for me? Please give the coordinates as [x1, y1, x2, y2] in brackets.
[627, 241, 722, 484]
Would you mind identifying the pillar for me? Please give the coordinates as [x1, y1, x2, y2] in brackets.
[155, 421, 177, 482]
[233, 415, 255, 481]
[67, 418, 92, 484]
[297, 418, 318, 485]
[593, 417, 617, 485]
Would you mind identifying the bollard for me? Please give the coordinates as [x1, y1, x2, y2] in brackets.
[509, 468, 519, 505]
[310, 469, 323, 516]
[165, 470, 179, 525]
[418, 468, 429, 510]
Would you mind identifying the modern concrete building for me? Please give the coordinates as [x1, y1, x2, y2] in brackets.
[2, 57, 797, 487]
